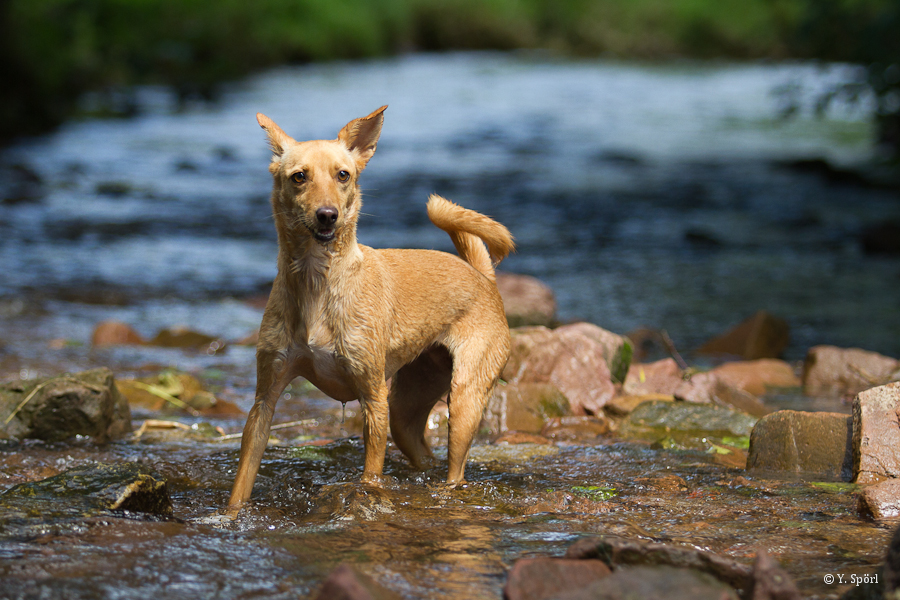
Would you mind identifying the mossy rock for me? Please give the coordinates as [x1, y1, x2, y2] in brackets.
[1, 462, 173, 518]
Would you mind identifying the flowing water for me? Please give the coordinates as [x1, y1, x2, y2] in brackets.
[1, 53, 898, 599]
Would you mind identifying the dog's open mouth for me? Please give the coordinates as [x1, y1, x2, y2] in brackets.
[314, 228, 335, 243]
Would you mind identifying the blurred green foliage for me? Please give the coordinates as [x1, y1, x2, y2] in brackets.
[0, 0, 898, 156]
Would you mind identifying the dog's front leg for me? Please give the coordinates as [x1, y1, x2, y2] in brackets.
[359, 380, 391, 484]
[226, 350, 293, 516]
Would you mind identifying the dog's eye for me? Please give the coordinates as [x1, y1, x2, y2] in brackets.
[291, 171, 306, 184]
[337, 170, 350, 183]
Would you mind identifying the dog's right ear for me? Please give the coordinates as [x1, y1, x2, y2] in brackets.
[257, 113, 294, 157]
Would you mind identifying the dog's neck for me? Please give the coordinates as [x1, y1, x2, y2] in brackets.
[278, 225, 362, 294]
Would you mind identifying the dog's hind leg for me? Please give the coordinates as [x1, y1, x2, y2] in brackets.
[445, 336, 507, 484]
[389, 345, 452, 469]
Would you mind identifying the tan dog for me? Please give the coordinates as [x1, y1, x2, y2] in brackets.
[226, 106, 515, 515]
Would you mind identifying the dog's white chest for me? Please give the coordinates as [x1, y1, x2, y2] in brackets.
[287, 329, 358, 402]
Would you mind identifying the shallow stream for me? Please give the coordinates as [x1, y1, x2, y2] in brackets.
[1, 53, 899, 599]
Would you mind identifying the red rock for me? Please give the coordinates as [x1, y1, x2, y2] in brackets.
[555, 322, 633, 383]
[541, 415, 610, 441]
[697, 310, 790, 360]
[803, 345, 900, 398]
[624, 358, 683, 396]
[853, 382, 900, 484]
[312, 563, 401, 600]
[494, 431, 552, 445]
[496, 272, 557, 327]
[712, 360, 800, 396]
[858, 479, 900, 519]
[674, 363, 785, 417]
[504, 557, 611, 600]
[503, 327, 557, 382]
[91, 321, 144, 347]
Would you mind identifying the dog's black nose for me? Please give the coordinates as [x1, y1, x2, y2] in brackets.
[316, 207, 338, 226]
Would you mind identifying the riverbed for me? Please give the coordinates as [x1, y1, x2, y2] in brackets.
[1, 52, 898, 599]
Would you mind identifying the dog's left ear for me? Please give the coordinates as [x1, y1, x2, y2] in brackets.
[337, 105, 387, 171]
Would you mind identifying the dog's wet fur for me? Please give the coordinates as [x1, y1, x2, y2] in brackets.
[226, 106, 515, 515]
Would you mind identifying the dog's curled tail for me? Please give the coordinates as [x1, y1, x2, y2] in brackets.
[427, 194, 515, 283]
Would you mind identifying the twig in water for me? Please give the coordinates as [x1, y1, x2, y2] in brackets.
[216, 418, 319, 441]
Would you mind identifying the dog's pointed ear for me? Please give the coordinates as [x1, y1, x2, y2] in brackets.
[337, 105, 386, 171]
[257, 113, 294, 157]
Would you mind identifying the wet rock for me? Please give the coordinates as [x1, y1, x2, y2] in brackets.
[747, 550, 802, 600]
[484, 382, 570, 434]
[503, 557, 611, 600]
[858, 479, 900, 519]
[747, 410, 853, 481]
[557, 565, 740, 600]
[803, 345, 900, 398]
[0, 368, 132, 442]
[853, 382, 900, 484]
[149, 327, 227, 354]
[712, 360, 800, 397]
[504, 326, 623, 414]
[496, 272, 557, 327]
[675, 360, 796, 413]
[313, 563, 403, 600]
[604, 393, 673, 417]
[494, 431, 552, 445]
[555, 322, 634, 384]
[674, 372, 770, 417]
[91, 320, 145, 346]
[311, 484, 398, 522]
[541, 415, 611, 442]
[565, 535, 752, 594]
[469, 443, 559, 464]
[117, 369, 241, 417]
[697, 310, 790, 360]
[622, 400, 757, 446]
[623, 358, 683, 396]
[0, 462, 173, 517]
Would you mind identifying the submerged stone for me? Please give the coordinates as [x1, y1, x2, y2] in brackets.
[620, 400, 757, 447]
[560, 565, 740, 600]
[313, 563, 402, 600]
[504, 557, 611, 600]
[747, 410, 853, 481]
[0, 368, 132, 442]
[565, 535, 752, 594]
[853, 382, 900, 484]
[0, 462, 173, 518]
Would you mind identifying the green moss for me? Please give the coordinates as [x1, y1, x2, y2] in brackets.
[571, 485, 617, 501]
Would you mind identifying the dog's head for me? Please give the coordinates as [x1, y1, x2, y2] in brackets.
[258, 106, 386, 245]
